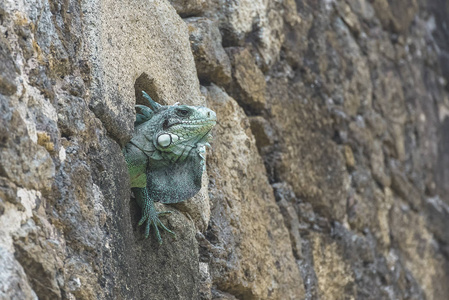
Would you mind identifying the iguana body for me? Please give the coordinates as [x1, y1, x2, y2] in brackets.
[123, 91, 216, 243]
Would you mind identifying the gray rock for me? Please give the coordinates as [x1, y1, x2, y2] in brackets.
[225, 47, 267, 114]
[0, 247, 38, 300]
[168, 0, 208, 17]
[186, 17, 232, 85]
[0, 34, 18, 96]
[203, 84, 304, 299]
[1, 0, 449, 299]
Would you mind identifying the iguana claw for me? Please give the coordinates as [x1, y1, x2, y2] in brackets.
[138, 210, 176, 244]
[133, 187, 176, 244]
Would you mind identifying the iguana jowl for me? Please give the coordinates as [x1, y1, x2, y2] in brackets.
[123, 91, 216, 243]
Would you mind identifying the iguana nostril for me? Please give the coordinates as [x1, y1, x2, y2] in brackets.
[208, 110, 217, 120]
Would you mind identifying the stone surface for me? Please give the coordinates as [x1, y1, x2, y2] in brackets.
[0, 0, 207, 299]
[202, 84, 304, 299]
[0, 34, 18, 96]
[211, 0, 288, 68]
[168, 0, 208, 17]
[0, 247, 37, 300]
[226, 47, 267, 114]
[248, 116, 275, 150]
[186, 17, 232, 85]
[1, 0, 449, 299]
[83, 0, 204, 145]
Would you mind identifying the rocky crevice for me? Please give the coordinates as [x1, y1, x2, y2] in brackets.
[1, 0, 449, 299]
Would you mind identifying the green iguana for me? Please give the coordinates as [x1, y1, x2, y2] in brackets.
[123, 91, 216, 244]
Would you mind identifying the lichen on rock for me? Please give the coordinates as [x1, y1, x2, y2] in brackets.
[1, 0, 449, 299]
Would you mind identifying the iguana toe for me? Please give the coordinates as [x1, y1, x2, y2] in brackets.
[139, 211, 176, 243]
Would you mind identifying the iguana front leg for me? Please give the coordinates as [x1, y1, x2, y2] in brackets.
[132, 187, 176, 243]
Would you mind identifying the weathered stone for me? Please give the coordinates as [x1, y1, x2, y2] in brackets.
[84, 0, 203, 145]
[310, 232, 355, 299]
[226, 47, 267, 113]
[198, 261, 212, 299]
[390, 161, 422, 209]
[389, 201, 449, 299]
[370, 140, 391, 187]
[346, 0, 375, 21]
[0, 247, 37, 300]
[168, 0, 207, 17]
[274, 183, 303, 259]
[266, 75, 350, 221]
[13, 219, 64, 300]
[0, 34, 18, 96]
[371, 0, 418, 33]
[0, 0, 207, 299]
[0, 110, 55, 192]
[1, 0, 449, 299]
[214, 0, 285, 68]
[203, 84, 304, 299]
[325, 17, 373, 116]
[374, 187, 393, 249]
[373, 71, 407, 124]
[36, 131, 55, 152]
[186, 17, 232, 85]
[336, 1, 362, 35]
[0, 177, 18, 204]
[348, 117, 374, 153]
[248, 116, 274, 149]
[365, 110, 387, 138]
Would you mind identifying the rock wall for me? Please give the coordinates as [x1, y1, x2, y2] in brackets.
[1, 0, 449, 299]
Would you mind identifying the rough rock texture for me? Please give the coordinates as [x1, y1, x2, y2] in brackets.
[186, 17, 231, 86]
[1, 0, 449, 300]
[202, 84, 303, 299]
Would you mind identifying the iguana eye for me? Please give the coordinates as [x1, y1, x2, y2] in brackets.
[157, 134, 172, 148]
[176, 108, 190, 117]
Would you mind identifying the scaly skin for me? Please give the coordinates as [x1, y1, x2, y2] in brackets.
[123, 91, 216, 243]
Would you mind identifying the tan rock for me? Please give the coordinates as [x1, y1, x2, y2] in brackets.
[83, 0, 203, 145]
[215, 0, 284, 67]
[186, 17, 232, 85]
[371, 0, 418, 33]
[203, 84, 304, 299]
[267, 77, 350, 221]
[248, 116, 274, 149]
[311, 232, 355, 300]
[1, 0, 449, 298]
[226, 48, 267, 113]
[344, 145, 356, 169]
[370, 140, 391, 187]
[390, 201, 449, 298]
[168, 0, 208, 17]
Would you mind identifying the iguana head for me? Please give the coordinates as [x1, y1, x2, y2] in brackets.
[132, 91, 216, 162]
[152, 104, 216, 151]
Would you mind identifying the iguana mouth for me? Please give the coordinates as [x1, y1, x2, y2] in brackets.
[167, 118, 217, 129]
